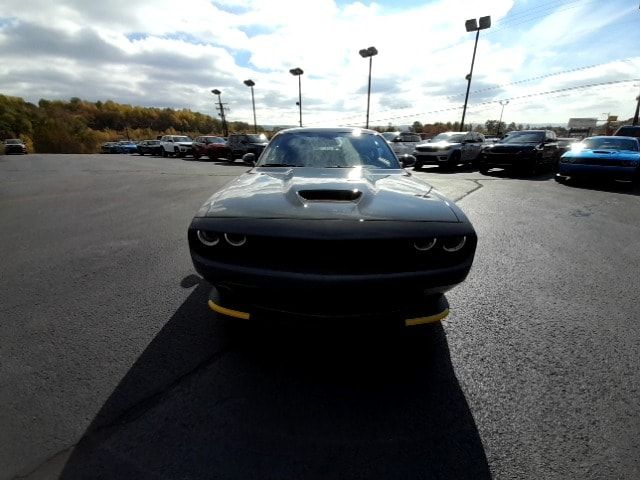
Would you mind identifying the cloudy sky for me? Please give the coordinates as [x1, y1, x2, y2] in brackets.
[0, 0, 639, 128]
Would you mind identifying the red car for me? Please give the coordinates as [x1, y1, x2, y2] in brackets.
[192, 136, 231, 160]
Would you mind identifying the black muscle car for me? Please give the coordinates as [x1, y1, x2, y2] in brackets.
[479, 130, 560, 174]
[188, 128, 477, 326]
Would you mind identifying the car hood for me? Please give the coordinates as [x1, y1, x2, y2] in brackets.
[177, 141, 193, 146]
[563, 149, 640, 160]
[198, 167, 461, 222]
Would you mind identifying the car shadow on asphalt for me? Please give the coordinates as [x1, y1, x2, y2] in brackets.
[60, 275, 490, 480]
[414, 164, 477, 175]
[477, 168, 556, 181]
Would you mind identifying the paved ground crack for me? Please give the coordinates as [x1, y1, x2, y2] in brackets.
[454, 180, 484, 202]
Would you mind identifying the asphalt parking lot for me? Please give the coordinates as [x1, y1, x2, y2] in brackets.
[1, 153, 639, 479]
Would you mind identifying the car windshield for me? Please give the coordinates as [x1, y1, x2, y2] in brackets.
[615, 127, 640, 137]
[257, 131, 400, 169]
[5, 139, 21, 144]
[246, 134, 267, 143]
[206, 137, 226, 144]
[501, 132, 545, 143]
[398, 134, 421, 142]
[431, 133, 465, 143]
[381, 132, 400, 141]
[581, 137, 639, 151]
[174, 136, 191, 142]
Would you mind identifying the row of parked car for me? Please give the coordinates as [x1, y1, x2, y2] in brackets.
[384, 125, 640, 182]
[100, 134, 270, 161]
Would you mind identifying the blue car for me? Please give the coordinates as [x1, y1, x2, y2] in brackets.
[116, 140, 138, 154]
[556, 136, 640, 184]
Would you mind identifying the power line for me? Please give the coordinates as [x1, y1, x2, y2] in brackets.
[305, 58, 637, 126]
[342, 78, 640, 126]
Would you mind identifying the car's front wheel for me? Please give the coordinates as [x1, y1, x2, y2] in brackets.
[162, 148, 169, 157]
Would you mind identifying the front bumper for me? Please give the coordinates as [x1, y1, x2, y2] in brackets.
[414, 150, 453, 165]
[559, 163, 637, 181]
[207, 285, 450, 325]
[188, 217, 476, 320]
[4, 146, 27, 154]
[480, 151, 538, 168]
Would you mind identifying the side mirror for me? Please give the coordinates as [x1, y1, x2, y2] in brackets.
[400, 154, 416, 168]
[243, 153, 256, 166]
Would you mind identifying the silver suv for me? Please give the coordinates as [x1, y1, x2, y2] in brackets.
[160, 135, 194, 158]
[413, 131, 485, 170]
[387, 132, 422, 158]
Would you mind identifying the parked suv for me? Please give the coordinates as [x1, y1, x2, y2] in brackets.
[160, 135, 193, 157]
[479, 130, 559, 174]
[413, 131, 485, 170]
[226, 133, 269, 160]
[387, 132, 422, 158]
[614, 125, 640, 138]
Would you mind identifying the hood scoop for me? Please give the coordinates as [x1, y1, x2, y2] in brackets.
[592, 150, 614, 154]
[297, 189, 362, 202]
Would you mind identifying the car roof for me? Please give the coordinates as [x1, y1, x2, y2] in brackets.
[276, 127, 380, 135]
[586, 135, 639, 141]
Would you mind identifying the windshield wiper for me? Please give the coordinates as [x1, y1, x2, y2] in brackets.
[259, 163, 299, 167]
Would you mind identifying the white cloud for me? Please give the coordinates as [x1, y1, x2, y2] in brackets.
[0, 0, 638, 127]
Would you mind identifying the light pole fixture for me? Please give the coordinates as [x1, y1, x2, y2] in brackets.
[289, 67, 304, 127]
[359, 46, 378, 129]
[243, 79, 257, 133]
[211, 89, 228, 137]
[497, 99, 509, 136]
[460, 15, 491, 132]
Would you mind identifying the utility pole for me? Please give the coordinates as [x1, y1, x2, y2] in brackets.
[211, 89, 229, 137]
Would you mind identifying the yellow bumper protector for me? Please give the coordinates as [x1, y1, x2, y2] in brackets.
[208, 300, 251, 320]
[404, 308, 449, 327]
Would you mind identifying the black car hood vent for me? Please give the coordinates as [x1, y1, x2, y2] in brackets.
[297, 189, 362, 202]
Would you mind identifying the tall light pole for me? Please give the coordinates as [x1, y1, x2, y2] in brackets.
[633, 86, 640, 126]
[243, 79, 257, 133]
[497, 99, 509, 136]
[460, 15, 491, 132]
[289, 68, 304, 127]
[359, 46, 378, 129]
[211, 89, 228, 137]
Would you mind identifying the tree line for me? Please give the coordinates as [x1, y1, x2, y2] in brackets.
[0, 95, 254, 153]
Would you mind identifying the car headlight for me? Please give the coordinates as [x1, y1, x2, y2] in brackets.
[414, 238, 437, 251]
[442, 236, 466, 252]
[197, 230, 220, 246]
[224, 233, 247, 247]
[561, 156, 574, 164]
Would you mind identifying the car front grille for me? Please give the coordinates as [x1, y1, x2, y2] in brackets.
[190, 232, 475, 275]
[572, 158, 630, 167]
[415, 146, 443, 153]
